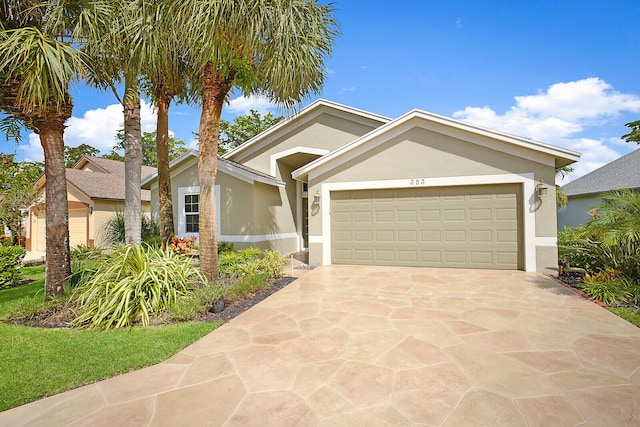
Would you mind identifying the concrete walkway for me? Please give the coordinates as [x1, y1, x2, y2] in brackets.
[2, 265, 640, 426]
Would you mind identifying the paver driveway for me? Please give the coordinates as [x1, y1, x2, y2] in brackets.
[2, 265, 640, 426]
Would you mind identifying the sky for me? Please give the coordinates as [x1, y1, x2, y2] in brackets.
[6, 0, 640, 184]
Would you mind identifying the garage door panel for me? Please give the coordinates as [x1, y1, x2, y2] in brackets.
[331, 184, 522, 270]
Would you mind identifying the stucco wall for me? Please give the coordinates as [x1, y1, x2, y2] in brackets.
[235, 111, 382, 174]
[307, 126, 559, 273]
[557, 195, 599, 230]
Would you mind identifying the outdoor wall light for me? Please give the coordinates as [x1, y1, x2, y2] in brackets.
[536, 180, 548, 197]
[89, 206, 94, 215]
[313, 191, 321, 204]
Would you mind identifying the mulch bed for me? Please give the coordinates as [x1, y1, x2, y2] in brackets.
[6, 276, 298, 329]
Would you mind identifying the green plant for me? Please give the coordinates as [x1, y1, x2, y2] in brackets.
[0, 236, 13, 247]
[218, 248, 263, 279]
[166, 236, 196, 255]
[169, 282, 226, 321]
[257, 250, 287, 279]
[70, 245, 104, 261]
[226, 274, 269, 299]
[0, 245, 26, 289]
[218, 241, 234, 253]
[580, 275, 630, 306]
[72, 245, 206, 329]
[100, 212, 161, 246]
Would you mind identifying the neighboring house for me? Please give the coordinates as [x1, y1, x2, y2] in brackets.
[27, 156, 156, 251]
[557, 148, 640, 230]
[143, 100, 580, 274]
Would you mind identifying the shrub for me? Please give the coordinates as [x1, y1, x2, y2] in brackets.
[0, 236, 13, 247]
[581, 272, 630, 306]
[72, 244, 206, 329]
[226, 274, 269, 300]
[0, 246, 26, 289]
[257, 250, 288, 279]
[70, 245, 104, 261]
[218, 248, 287, 279]
[166, 236, 196, 255]
[169, 282, 226, 321]
[218, 241, 234, 253]
[100, 212, 161, 246]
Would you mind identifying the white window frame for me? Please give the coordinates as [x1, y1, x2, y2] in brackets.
[178, 186, 201, 238]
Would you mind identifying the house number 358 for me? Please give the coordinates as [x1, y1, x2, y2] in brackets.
[410, 178, 425, 185]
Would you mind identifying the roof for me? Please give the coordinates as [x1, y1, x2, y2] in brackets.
[293, 108, 581, 181]
[562, 148, 640, 197]
[223, 99, 391, 162]
[36, 156, 156, 202]
[141, 150, 285, 189]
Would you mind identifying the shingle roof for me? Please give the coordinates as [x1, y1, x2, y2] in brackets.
[562, 148, 640, 197]
[65, 156, 156, 201]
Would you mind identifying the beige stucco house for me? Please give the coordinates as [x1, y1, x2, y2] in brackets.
[27, 156, 156, 251]
[143, 100, 580, 274]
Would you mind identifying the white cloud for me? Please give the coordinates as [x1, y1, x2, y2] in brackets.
[226, 94, 278, 115]
[453, 78, 640, 181]
[338, 86, 356, 95]
[20, 101, 157, 162]
[455, 17, 463, 29]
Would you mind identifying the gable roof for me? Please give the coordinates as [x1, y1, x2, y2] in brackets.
[141, 150, 285, 189]
[561, 148, 640, 197]
[35, 156, 156, 202]
[293, 109, 581, 181]
[223, 99, 391, 162]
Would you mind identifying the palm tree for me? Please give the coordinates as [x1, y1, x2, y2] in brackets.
[81, 0, 145, 244]
[0, 0, 111, 295]
[130, 0, 195, 243]
[171, 0, 338, 281]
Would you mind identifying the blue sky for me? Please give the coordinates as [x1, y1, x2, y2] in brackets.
[8, 0, 640, 183]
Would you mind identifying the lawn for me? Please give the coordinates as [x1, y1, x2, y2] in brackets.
[0, 265, 221, 412]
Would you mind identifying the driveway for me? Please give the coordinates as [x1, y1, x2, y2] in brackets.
[2, 265, 640, 426]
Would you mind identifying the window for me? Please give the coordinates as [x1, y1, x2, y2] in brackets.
[184, 194, 199, 233]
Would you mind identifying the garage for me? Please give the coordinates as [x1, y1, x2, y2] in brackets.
[68, 209, 88, 249]
[330, 184, 523, 269]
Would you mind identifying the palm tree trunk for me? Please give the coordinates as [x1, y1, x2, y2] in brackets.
[156, 94, 174, 243]
[198, 63, 233, 282]
[39, 125, 71, 296]
[123, 83, 142, 245]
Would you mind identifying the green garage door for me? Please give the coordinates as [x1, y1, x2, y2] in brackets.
[330, 184, 523, 269]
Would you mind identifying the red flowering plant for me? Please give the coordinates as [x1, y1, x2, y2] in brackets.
[166, 236, 197, 255]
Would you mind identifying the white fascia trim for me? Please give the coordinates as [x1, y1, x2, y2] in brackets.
[294, 111, 579, 181]
[270, 146, 330, 177]
[319, 173, 538, 272]
[226, 99, 391, 163]
[142, 149, 198, 187]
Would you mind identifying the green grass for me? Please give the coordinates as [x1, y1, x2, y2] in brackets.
[0, 264, 221, 412]
[607, 307, 640, 327]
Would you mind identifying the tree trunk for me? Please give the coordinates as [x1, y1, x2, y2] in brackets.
[156, 93, 174, 243]
[198, 63, 233, 282]
[39, 125, 71, 296]
[123, 83, 142, 245]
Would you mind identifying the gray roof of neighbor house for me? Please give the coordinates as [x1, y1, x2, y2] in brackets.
[61, 156, 156, 201]
[562, 148, 640, 197]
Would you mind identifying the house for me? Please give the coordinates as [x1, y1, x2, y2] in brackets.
[143, 100, 580, 274]
[557, 148, 640, 230]
[27, 156, 156, 251]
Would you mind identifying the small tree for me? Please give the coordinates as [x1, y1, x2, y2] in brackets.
[622, 120, 640, 144]
[64, 143, 100, 167]
[219, 109, 284, 154]
[556, 166, 573, 211]
[0, 154, 43, 244]
[112, 130, 187, 167]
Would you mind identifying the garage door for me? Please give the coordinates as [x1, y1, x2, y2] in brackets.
[69, 209, 88, 248]
[330, 184, 522, 269]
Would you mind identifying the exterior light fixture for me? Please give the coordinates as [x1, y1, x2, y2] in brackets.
[536, 180, 548, 197]
[314, 191, 321, 204]
[89, 206, 94, 215]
